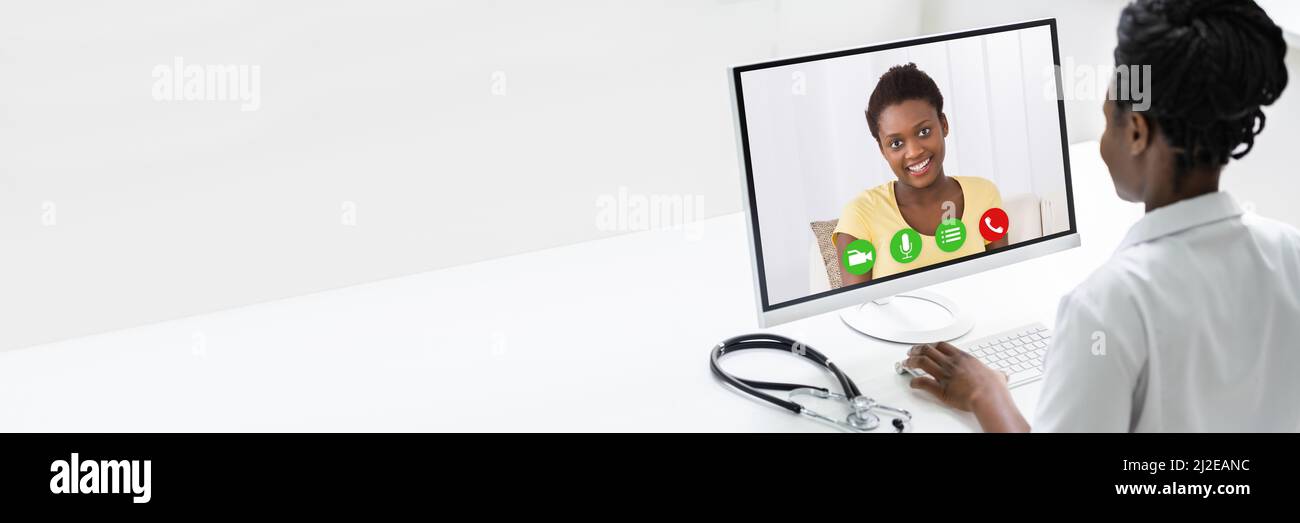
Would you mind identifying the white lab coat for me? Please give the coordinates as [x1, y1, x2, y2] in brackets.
[1035, 192, 1300, 432]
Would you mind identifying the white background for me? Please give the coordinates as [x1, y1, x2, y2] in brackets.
[2, 0, 1298, 354]
[742, 25, 1067, 304]
[1, 0, 926, 350]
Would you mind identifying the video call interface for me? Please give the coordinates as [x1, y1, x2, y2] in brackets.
[738, 23, 1074, 308]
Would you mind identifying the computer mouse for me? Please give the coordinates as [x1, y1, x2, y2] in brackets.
[894, 360, 926, 378]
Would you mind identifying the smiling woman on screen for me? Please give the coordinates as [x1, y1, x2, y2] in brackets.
[832, 63, 1009, 285]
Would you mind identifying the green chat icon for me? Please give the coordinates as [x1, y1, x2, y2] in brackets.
[935, 219, 966, 253]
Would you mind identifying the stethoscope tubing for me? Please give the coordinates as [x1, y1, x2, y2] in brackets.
[709, 333, 861, 415]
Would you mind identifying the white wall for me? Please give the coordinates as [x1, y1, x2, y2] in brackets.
[0, 0, 924, 350]
[920, 0, 1129, 144]
[743, 25, 1067, 304]
[4, 0, 1296, 351]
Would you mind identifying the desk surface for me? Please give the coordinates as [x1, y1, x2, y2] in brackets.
[0, 142, 1143, 432]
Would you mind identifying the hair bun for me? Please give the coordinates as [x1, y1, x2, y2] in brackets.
[1114, 0, 1289, 170]
[1160, 0, 1221, 26]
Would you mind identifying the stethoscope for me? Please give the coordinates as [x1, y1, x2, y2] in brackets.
[710, 333, 912, 432]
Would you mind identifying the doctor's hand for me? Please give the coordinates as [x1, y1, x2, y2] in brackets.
[903, 342, 1029, 432]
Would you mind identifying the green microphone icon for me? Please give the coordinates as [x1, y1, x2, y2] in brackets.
[891, 228, 921, 263]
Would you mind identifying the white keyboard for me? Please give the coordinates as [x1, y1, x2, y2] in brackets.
[896, 323, 1051, 388]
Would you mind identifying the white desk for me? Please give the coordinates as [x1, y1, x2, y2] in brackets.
[0, 141, 1142, 432]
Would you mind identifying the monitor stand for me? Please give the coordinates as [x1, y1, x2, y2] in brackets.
[839, 289, 974, 344]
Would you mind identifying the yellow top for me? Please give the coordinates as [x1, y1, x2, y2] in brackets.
[832, 176, 1003, 279]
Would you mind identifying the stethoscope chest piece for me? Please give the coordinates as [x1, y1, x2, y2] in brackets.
[788, 388, 911, 433]
[847, 397, 881, 431]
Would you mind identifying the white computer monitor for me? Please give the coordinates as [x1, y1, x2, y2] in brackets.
[729, 19, 1079, 342]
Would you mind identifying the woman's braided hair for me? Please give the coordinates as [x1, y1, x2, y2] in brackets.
[1114, 0, 1288, 179]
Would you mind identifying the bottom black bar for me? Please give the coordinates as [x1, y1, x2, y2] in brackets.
[0, 433, 1292, 509]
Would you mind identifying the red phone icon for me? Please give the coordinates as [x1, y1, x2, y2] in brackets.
[979, 208, 1008, 242]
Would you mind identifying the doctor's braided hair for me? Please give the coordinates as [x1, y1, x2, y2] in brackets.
[1113, 0, 1288, 180]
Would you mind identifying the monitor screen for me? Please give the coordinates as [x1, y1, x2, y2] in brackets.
[733, 19, 1076, 312]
